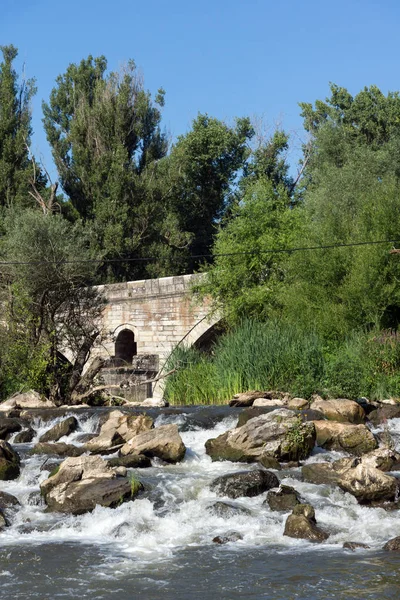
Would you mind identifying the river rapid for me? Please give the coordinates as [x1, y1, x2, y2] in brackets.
[1, 406, 400, 599]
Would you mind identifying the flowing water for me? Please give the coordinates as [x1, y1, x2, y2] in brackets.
[1, 407, 400, 599]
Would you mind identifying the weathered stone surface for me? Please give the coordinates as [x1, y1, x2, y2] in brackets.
[120, 424, 186, 463]
[1, 391, 56, 410]
[206, 501, 251, 518]
[283, 504, 329, 542]
[361, 448, 400, 472]
[107, 454, 151, 469]
[40, 455, 134, 514]
[338, 463, 399, 503]
[213, 531, 243, 544]
[0, 418, 22, 440]
[31, 442, 85, 457]
[253, 398, 286, 408]
[86, 411, 153, 453]
[383, 536, 400, 551]
[0, 440, 20, 480]
[229, 391, 288, 408]
[313, 421, 377, 455]
[206, 410, 315, 463]
[140, 397, 169, 407]
[210, 469, 279, 499]
[301, 458, 357, 486]
[343, 541, 370, 551]
[259, 455, 281, 470]
[310, 398, 365, 424]
[287, 398, 309, 410]
[265, 485, 301, 512]
[368, 405, 400, 425]
[39, 417, 78, 443]
[14, 428, 35, 443]
[0, 491, 20, 510]
[0, 510, 7, 529]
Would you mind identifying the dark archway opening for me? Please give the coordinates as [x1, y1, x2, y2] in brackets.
[193, 321, 226, 354]
[115, 329, 137, 364]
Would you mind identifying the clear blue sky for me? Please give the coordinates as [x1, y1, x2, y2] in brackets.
[2, 0, 400, 178]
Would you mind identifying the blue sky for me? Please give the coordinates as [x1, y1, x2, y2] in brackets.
[2, 0, 400, 178]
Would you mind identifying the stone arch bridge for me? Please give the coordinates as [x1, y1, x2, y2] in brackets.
[89, 274, 219, 400]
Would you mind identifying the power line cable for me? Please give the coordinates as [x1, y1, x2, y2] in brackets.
[0, 238, 399, 266]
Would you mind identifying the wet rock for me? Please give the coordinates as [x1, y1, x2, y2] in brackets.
[74, 433, 96, 444]
[383, 536, 400, 551]
[206, 409, 316, 464]
[361, 448, 400, 472]
[206, 501, 251, 518]
[39, 417, 78, 443]
[40, 455, 134, 514]
[259, 455, 281, 470]
[0, 510, 7, 529]
[310, 398, 365, 424]
[265, 485, 301, 512]
[313, 421, 377, 455]
[210, 469, 279, 499]
[338, 463, 399, 504]
[368, 405, 400, 425]
[85, 411, 153, 453]
[283, 504, 329, 542]
[40, 460, 61, 473]
[27, 491, 45, 506]
[343, 541, 371, 551]
[0, 440, 20, 480]
[107, 454, 151, 469]
[301, 459, 357, 486]
[31, 442, 85, 457]
[0, 391, 56, 410]
[0, 491, 20, 510]
[14, 428, 35, 443]
[119, 424, 186, 463]
[287, 398, 309, 410]
[0, 418, 22, 440]
[213, 531, 243, 544]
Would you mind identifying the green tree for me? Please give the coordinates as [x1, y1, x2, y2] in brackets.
[0, 210, 105, 402]
[0, 45, 38, 208]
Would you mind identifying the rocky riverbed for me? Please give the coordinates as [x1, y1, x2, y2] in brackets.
[1, 394, 400, 599]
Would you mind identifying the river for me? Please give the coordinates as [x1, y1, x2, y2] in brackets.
[1, 407, 400, 599]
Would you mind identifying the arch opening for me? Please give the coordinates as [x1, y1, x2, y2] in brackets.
[115, 329, 137, 364]
[193, 321, 226, 353]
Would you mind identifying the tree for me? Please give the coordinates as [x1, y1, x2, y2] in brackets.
[0, 210, 105, 403]
[0, 45, 39, 208]
[43, 56, 168, 281]
[198, 130, 298, 323]
[166, 114, 254, 272]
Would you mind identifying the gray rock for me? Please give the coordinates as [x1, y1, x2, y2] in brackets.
[31, 442, 85, 457]
[39, 417, 78, 443]
[0, 440, 20, 480]
[213, 531, 243, 544]
[107, 454, 151, 469]
[86, 411, 154, 453]
[284, 504, 329, 542]
[210, 469, 279, 499]
[343, 541, 370, 551]
[383, 536, 400, 551]
[368, 405, 400, 426]
[313, 421, 377, 455]
[0, 418, 22, 440]
[40, 455, 135, 515]
[310, 398, 366, 424]
[338, 463, 399, 504]
[120, 424, 186, 463]
[206, 501, 251, 518]
[14, 428, 35, 443]
[265, 485, 301, 512]
[0, 491, 20, 510]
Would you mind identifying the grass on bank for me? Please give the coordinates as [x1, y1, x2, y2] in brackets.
[163, 320, 400, 405]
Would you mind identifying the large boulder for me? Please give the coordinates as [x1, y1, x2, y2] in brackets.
[313, 421, 377, 455]
[206, 501, 251, 518]
[310, 398, 365, 424]
[229, 391, 275, 407]
[265, 485, 301, 512]
[210, 469, 279, 499]
[0, 418, 22, 440]
[40, 455, 135, 514]
[302, 458, 357, 486]
[119, 424, 186, 463]
[85, 411, 153, 453]
[361, 447, 400, 472]
[338, 463, 399, 504]
[368, 405, 400, 426]
[0, 440, 20, 480]
[283, 504, 329, 542]
[107, 454, 151, 469]
[0, 391, 56, 410]
[206, 409, 315, 463]
[39, 417, 78, 443]
[14, 428, 35, 443]
[383, 536, 400, 551]
[0, 491, 20, 511]
[31, 442, 85, 457]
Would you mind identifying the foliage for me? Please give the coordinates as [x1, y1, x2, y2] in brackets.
[0, 210, 104, 401]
